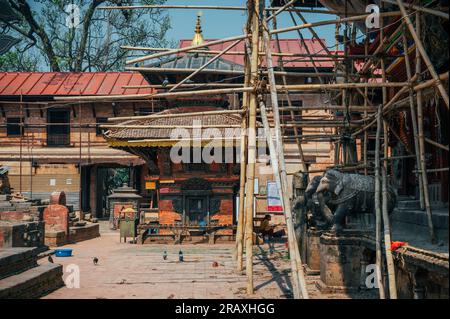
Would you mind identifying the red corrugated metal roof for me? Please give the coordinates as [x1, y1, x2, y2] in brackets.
[0, 72, 154, 96]
[179, 38, 340, 68]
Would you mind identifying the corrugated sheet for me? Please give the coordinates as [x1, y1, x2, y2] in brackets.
[179, 39, 339, 68]
[0, 72, 153, 96]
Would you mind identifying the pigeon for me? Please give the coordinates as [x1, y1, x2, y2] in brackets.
[93, 257, 99, 265]
[48, 256, 54, 263]
[178, 250, 184, 262]
[163, 250, 168, 260]
[162, 77, 170, 88]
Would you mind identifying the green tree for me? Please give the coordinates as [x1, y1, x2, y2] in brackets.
[1, 0, 170, 71]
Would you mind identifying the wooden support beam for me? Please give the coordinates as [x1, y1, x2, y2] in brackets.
[424, 138, 449, 152]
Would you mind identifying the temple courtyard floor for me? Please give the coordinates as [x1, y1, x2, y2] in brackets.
[41, 222, 376, 299]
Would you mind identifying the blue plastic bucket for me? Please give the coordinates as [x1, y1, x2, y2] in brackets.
[54, 248, 73, 257]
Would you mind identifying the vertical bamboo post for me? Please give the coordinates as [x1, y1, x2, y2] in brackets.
[395, 0, 449, 108]
[236, 39, 251, 272]
[262, 15, 309, 299]
[401, 28, 424, 209]
[381, 165, 398, 298]
[363, 29, 369, 175]
[379, 7, 397, 298]
[374, 105, 386, 299]
[244, 0, 260, 295]
[414, 13, 436, 244]
[271, 16, 307, 172]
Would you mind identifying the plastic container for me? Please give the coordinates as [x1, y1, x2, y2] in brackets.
[54, 248, 73, 257]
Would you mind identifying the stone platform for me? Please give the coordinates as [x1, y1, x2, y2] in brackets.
[0, 247, 63, 298]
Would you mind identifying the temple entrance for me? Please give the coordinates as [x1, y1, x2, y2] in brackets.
[186, 196, 208, 226]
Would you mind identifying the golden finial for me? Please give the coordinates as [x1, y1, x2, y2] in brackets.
[191, 11, 204, 46]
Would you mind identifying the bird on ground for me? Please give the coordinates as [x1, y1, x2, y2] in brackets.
[163, 250, 168, 260]
[93, 257, 99, 265]
[178, 250, 184, 262]
[48, 256, 54, 263]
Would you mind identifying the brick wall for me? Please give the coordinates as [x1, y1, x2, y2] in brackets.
[43, 204, 69, 234]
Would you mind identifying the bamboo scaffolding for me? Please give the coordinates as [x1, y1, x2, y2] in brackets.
[381, 0, 449, 19]
[99, 4, 355, 15]
[379, 13, 398, 298]
[424, 138, 449, 152]
[125, 66, 337, 78]
[396, 0, 449, 108]
[401, 27, 424, 209]
[168, 40, 242, 92]
[414, 12, 436, 244]
[262, 13, 308, 299]
[121, 45, 392, 59]
[108, 109, 245, 122]
[126, 11, 401, 65]
[244, 0, 260, 295]
[271, 15, 307, 172]
[374, 104, 386, 299]
[235, 33, 251, 273]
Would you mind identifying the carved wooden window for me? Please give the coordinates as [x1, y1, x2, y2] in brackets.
[6, 117, 23, 136]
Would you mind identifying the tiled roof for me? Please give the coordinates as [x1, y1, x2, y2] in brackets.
[0, 72, 153, 96]
[106, 107, 242, 141]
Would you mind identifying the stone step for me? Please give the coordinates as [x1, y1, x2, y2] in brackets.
[391, 209, 449, 231]
[0, 263, 63, 299]
[397, 199, 421, 210]
[0, 247, 40, 280]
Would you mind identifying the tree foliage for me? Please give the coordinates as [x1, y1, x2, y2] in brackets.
[0, 0, 171, 71]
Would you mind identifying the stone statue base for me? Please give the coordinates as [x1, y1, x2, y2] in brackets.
[304, 228, 324, 275]
[316, 229, 371, 293]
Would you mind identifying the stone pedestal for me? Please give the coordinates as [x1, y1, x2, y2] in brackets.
[305, 228, 324, 275]
[316, 230, 369, 293]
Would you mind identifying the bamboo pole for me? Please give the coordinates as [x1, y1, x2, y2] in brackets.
[125, 66, 337, 78]
[401, 27, 424, 209]
[424, 138, 449, 152]
[374, 104, 386, 299]
[415, 12, 437, 244]
[244, 0, 260, 295]
[396, 0, 449, 108]
[54, 82, 410, 102]
[381, 165, 398, 298]
[126, 11, 401, 65]
[263, 15, 309, 299]
[168, 39, 242, 92]
[121, 45, 389, 59]
[381, 0, 449, 19]
[236, 35, 251, 273]
[379, 12, 398, 298]
[363, 29, 369, 175]
[271, 16, 307, 171]
[108, 109, 245, 122]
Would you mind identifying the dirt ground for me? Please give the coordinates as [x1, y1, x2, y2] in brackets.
[41, 223, 368, 299]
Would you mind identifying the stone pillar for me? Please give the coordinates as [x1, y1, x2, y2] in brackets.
[305, 228, 324, 275]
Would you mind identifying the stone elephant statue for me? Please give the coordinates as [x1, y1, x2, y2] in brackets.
[292, 173, 333, 232]
[316, 169, 397, 232]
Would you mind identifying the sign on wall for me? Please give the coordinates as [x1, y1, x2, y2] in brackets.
[267, 181, 283, 212]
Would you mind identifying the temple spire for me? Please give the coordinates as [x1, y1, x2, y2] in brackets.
[191, 12, 204, 46]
